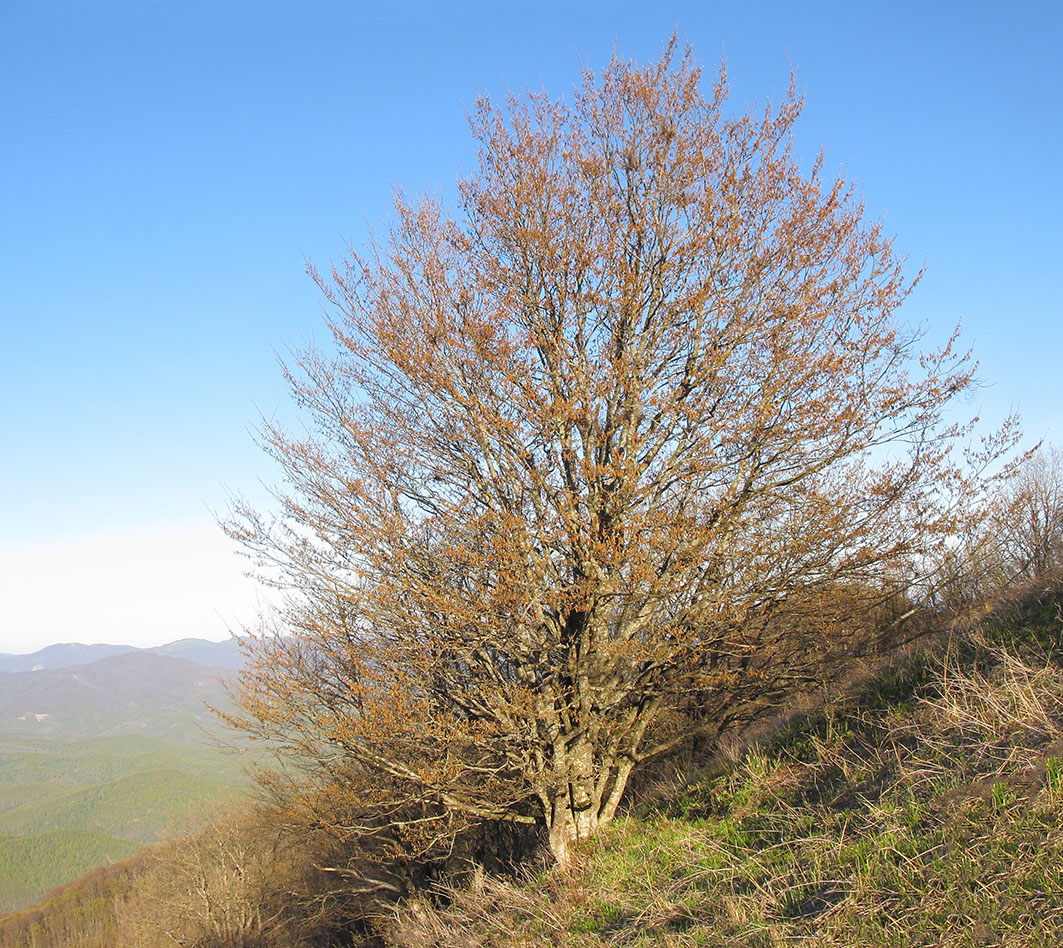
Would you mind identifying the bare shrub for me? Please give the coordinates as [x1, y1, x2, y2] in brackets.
[114, 808, 352, 948]
[996, 444, 1063, 582]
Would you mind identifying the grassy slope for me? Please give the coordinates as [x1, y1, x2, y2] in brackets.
[387, 638, 1063, 947]
[0, 830, 139, 915]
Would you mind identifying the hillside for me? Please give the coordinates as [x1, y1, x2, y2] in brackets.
[0, 768, 241, 843]
[382, 635, 1063, 947]
[3, 623, 1061, 946]
[0, 651, 253, 916]
[0, 652, 233, 740]
[0, 734, 247, 787]
[0, 830, 139, 916]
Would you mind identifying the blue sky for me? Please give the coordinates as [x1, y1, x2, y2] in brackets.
[1, 1, 1060, 652]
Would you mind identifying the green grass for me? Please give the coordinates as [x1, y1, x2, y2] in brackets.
[0, 830, 139, 915]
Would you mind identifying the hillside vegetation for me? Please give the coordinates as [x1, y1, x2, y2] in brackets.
[0, 830, 139, 916]
[3, 590, 1061, 947]
[0, 734, 246, 787]
[0, 768, 239, 843]
[385, 628, 1063, 947]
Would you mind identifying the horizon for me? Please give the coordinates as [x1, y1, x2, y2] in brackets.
[0, 632, 241, 659]
[2, 1, 1060, 654]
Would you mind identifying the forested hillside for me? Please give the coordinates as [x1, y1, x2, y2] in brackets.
[0, 831, 139, 919]
[0, 648, 250, 914]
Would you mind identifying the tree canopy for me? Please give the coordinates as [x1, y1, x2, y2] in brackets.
[227, 40, 1016, 869]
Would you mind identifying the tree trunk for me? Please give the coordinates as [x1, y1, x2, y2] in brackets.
[541, 737, 635, 868]
[546, 794, 600, 869]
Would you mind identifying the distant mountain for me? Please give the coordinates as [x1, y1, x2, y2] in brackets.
[147, 637, 247, 670]
[0, 652, 235, 740]
[0, 637, 247, 673]
[0, 643, 133, 673]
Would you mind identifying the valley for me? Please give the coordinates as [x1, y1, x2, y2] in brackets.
[0, 640, 252, 914]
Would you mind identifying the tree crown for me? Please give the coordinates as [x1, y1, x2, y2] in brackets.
[228, 39, 1018, 869]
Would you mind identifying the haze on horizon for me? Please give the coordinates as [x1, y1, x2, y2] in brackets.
[1, 1, 1059, 656]
[0, 522, 269, 654]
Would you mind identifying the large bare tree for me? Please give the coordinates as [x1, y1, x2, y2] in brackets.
[228, 41, 1016, 868]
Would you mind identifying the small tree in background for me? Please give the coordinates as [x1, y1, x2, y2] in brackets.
[227, 39, 1018, 868]
[935, 444, 1061, 621]
[997, 444, 1063, 582]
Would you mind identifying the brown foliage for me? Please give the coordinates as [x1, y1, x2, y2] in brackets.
[227, 37, 1018, 868]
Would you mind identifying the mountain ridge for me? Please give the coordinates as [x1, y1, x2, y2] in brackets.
[0, 637, 246, 674]
[0, 652, 236, 741]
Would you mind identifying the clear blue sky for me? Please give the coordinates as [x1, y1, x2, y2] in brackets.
[1, 1, 1059, 652]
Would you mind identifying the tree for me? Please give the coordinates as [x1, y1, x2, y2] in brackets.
[117, 815, 287, 948]
[227, 40, 1017, 868]
[997, 444, 1063, 583]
